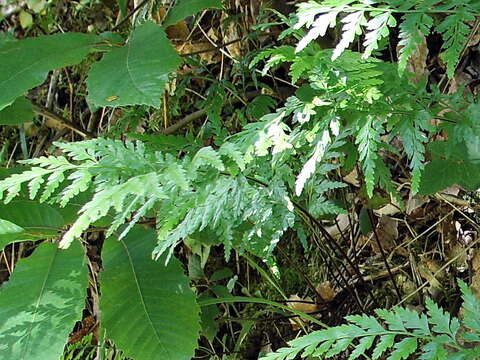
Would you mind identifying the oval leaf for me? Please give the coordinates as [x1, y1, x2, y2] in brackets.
[87, 22, 181, 108]
[101, 226, 200, 360]
[0, 33, 99, 107]
[164, 0, 223, 27]
[0, 219, 26, 250]
[0, 241, 88, 360]
[0, 96, 34, 125]
[0, 200, 65, 249]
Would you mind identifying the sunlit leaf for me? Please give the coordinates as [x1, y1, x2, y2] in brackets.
[0, 241, 88, 360]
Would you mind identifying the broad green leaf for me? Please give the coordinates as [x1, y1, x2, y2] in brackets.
[419, 159, 480, 194]
[418, 159, 457, 195]
[0, 219, 25, 250]
[0, 96, 34, 125]
[117, 0, 127, 17]
[0, 241, 88, 360]
[0, 200, 65, 249]
[101, 226, 200, 360]
[0, 32, 98, 108]
[164, 0, 223, 27]
[87, 21, 181, 108]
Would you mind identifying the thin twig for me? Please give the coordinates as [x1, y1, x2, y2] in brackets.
[161, 90, 262, 135]
[367, 210, 403, 302]
[111, 0, 149, 32]
[31, 102, 94, 138]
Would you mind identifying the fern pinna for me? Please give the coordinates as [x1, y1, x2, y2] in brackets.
[0, 138, 300, 261]
[294, 0, 480, 78]
[261, 280, 480, 360]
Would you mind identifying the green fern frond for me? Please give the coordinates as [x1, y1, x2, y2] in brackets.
[396, 118, 428, 194]
[435, 4, 475, 78]
[362, 12, 396, 59]
[261, 280, 480, 360]
[397, 12, 433, 75]
[250, 46, 295, 75]
[355, 116, 381, 197]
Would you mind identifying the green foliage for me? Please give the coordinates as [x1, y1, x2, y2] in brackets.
[100, 226, 200, 360]
[0, 97, 34, 125]
[0, 241, 88, 360]
[87, 22, 181, 108]
[0, 200, 65, 249]
[0, 138, 298, 261]
[419, 141, 480, 194]
[0, 32, 99, 108]
[397, 12, 433, 74]
[435, 1, 476, 78]
[163, 0, 223, 27]
[294, 0, 480, 78]
[1, 0, 480, 359]
[261, 280, 480, 360]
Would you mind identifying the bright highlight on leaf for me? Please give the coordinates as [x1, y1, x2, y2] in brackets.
[0, 241, 88, 360]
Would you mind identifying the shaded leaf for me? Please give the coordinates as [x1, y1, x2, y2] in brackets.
[0, 32, 98, 107]
[0, 96, 34, 125]
[0, 219, 25, 251]
[0, 200, 65, 249]
[101, 226, 200, 360]
[164, 0, 223, 27]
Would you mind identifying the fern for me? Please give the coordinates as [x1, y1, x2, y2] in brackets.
[0, 138, 300, 260]
[362, 11, 396, 59]
[397, 12, 433, 74]
[261, 279, 480, 360]
[435, 1, 476, 78]
[394, 113, 430, 194]
[355, 115, 382, 197]
[294, 0, 480, 78]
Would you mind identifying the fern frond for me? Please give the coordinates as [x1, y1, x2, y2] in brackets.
[60, 172, 164, 248]
[355, 116, 381, 197]
[296, 130, 331, 196]
[397, 12, 433, 74]
[333, 10, 365, 60]
[459, 279, 480, 333]
[260, 288, 480, 360]
[396, 118, 428, 194]
[296, 10, 339, 52]
[250, 46, 295, 75]
[435, 4, 475, 78]
[362, 11, 396, 59]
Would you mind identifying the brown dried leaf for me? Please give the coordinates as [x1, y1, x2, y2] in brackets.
[406, 193, 428, 216]
[315, 281, 336, 302]
[448, 72, 473, 95]
[326, 214, 352, 239]
[397, 33, 428, 83]
[175, 41, 220, 64]
[369, 216, 398, 254]
[343, 168, 360, 187]
[417, 256, 444, 299]
[287, 294, 319, 329]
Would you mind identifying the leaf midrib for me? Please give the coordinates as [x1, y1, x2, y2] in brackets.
[120, 239, 170, 358]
